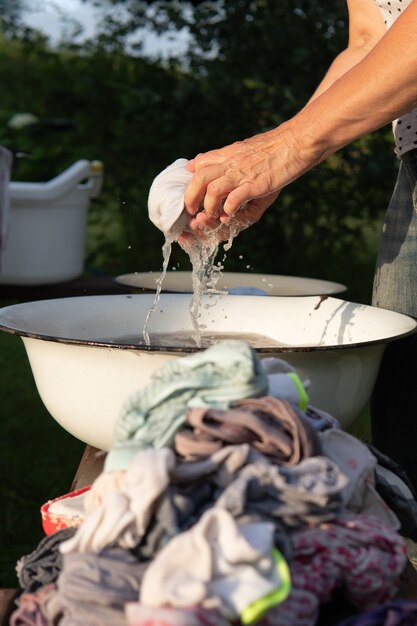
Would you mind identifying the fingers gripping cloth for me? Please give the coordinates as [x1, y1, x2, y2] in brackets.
[148, 157, 246, 237]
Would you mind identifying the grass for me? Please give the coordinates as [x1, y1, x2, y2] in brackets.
[0, 306, 84, 587]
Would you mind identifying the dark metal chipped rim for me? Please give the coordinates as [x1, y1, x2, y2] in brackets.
[1, 322, 416, 353]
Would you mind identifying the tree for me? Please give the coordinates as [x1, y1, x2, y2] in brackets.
[0, 0, 26, 33]
[82, 0, 395, 300]
[0, 1, 397, 300]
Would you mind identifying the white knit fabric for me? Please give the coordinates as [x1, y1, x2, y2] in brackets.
[148, 158, 191, 235]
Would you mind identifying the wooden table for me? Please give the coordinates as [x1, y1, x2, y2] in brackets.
[70, 445, 106, 492]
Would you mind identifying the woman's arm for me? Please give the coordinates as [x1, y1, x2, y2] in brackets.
[184, 0, 417, 219]
[295, 0, 417, 163]
[308, 0, 386, 101]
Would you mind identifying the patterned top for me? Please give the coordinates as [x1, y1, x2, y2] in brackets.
[374, 0, 417, 156]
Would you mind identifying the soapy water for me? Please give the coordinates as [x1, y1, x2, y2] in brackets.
[106, 330, 288, 349]
[143, 217, 246, 348]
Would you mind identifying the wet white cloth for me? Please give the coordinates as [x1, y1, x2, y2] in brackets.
[148, 158, 191, 235]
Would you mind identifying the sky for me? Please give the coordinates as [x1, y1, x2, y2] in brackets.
[21, 0, 190, 58]
[22, 0, 102, 42]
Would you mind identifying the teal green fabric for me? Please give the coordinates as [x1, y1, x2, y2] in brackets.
[105, 340, 268, 471]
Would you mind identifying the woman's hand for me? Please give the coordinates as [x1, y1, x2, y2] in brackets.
[183, 123, 314, 223]
[178, 190, 280, 248]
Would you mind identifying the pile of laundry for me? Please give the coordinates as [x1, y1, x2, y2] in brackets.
[10, 340, 417, 626]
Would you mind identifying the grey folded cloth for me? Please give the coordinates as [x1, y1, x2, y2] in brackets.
[43, 547, 148, 626]
[16, 528, 76, 593]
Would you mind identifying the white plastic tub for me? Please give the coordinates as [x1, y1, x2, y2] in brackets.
[0, 160, 103, 285]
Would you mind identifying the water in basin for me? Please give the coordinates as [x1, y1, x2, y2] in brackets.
[102, 330, 290, 349]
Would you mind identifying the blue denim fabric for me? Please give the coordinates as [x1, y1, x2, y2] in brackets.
[372, 149, 417, 316]
[371, 149, 417, 492]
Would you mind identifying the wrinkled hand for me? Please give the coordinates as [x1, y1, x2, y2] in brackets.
[183, 122, 312, 220]
[178, 190, 279, 248]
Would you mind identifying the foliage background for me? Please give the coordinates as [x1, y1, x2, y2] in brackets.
[0, 0, 399, 302]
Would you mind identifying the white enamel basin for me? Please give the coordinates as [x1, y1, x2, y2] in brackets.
[115, 271, 347, 296]
[0, 293, 415, 451]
